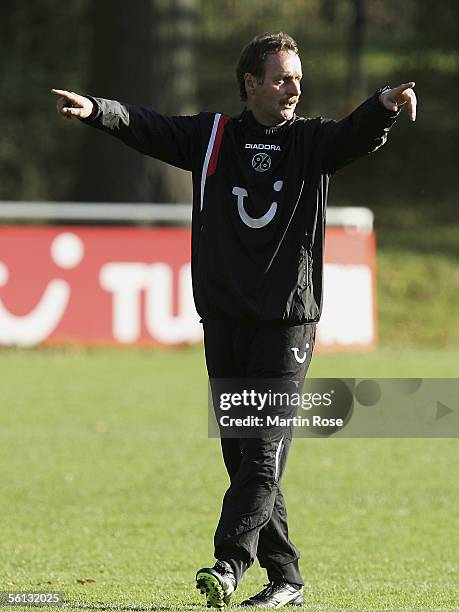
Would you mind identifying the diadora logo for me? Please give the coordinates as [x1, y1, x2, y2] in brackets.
[252, 153, 271, 173]
[245, 143, 281, 151]
[291, 344, 310, 363]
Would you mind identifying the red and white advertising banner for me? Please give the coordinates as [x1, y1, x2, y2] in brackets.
[0, 226, 376, 351]
[318, 227, 376, 351]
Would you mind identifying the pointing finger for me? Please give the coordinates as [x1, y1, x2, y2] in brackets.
[51, 88, 69, 96]
[51, 88, 74, 100]
[51, 88, 81, 105]
[394, 81, 415, 94]
[407, 91, 417, 122]
[398, 88, 417, 121]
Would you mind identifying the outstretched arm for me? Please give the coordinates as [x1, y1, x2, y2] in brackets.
[321, 81, 417, 174]
[51, 88, 203, 172]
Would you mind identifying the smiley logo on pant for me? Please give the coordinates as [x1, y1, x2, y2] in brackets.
[291, 344, 310, 363]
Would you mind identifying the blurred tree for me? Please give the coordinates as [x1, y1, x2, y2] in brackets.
[415, 1, 459, 50]
[0, 0, 89, 201]
[145, 0, 197, 203]
[321, 0, 337, 24]
[346, 0, 366, 108]
[0, 0, 457, 223]
[73, 0, 197, 203]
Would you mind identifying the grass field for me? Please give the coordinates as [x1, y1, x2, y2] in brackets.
[376, 227, 459, 349]
[1, 346, 458, 611]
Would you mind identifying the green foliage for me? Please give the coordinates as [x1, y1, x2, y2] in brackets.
[198, 0, 459, 225]
[0, 0, 457, 223]
[0, 1, 90, 201]
[377, 227, 459, 347]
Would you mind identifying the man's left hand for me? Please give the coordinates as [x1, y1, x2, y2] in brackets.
[379, 82, 417, 122]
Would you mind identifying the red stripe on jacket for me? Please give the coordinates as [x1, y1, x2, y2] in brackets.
[207, 115, 230, 177]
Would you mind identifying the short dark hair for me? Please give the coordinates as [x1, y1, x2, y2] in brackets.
[236, 32, 299, 101]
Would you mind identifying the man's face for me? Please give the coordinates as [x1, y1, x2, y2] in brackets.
[246, 50, 302, 126]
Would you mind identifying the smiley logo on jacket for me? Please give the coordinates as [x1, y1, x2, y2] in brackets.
[232, 180, 283, 229]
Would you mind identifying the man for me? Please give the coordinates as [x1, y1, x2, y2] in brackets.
[53, 32, 416, 609]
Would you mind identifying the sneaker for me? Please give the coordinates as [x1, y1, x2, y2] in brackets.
[240, 581, 304, 607]
[196, 560, 237, 609]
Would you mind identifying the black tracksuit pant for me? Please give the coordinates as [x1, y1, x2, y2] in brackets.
[203, 318, 316, 586]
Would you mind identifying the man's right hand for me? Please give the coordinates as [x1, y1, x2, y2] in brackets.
[51, 89, 94, 120]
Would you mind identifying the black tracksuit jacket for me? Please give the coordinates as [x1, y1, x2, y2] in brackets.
[83, 90, 398, 324]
